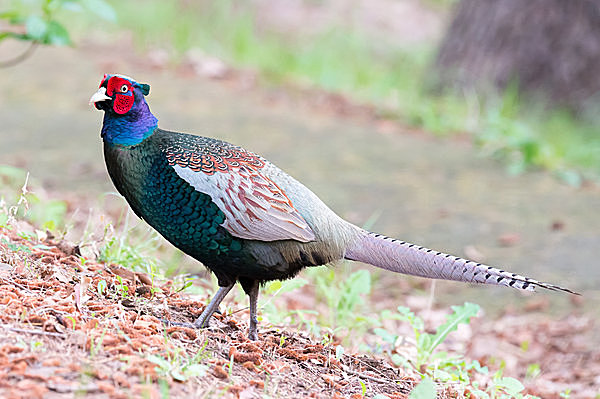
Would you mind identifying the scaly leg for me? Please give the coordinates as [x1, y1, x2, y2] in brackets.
[246, 280, 260, 341]
[193, 283, 235, 328]
[163, 282, 235, 329]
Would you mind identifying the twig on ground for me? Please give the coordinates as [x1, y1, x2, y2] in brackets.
[6, 326, 66, 339]
[343, 368, 398, 385]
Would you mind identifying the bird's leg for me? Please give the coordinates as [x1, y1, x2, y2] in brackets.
[192, 283, 235, 328]
[246, 280, 260, 341]
[163, 282, 234, 329]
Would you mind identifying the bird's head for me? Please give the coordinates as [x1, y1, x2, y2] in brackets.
[90, 74, 150, 115]
[90, 74, 158, 145]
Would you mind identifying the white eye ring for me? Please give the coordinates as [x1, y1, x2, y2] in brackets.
[120, 84, 129, 93]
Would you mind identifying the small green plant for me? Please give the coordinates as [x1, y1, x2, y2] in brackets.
[260, 276, 308, 326]
[359, 380, 367, 397]
[0, 167, 67, 232]
[320, 331, 332, 346]
[89, 328, 107, 359]
[147, 352, 208, 382]
[147, 339, 210, 382]
[30, 340, 44, 351]
[96, 279, 107, 296]
[408, 377, 437, 399]
[114, 275, 129, 298]
[261, 263, 373, 341]
[469, 372, 534, 399]
[174, 275, 197, 293]
[260, 265, 377, 341]
[26, 195, 67, 232]
[157, 379, 169, 398]
[525, 363, 541, 379]
[64, 315, 76, 330]
[335, 345, 344, 361]
[559, 388, 571, 399]
[97, 200, 163, 276]
[227, 353, 234, 378]
[378, 303, 538, 398]
[2, 238, 31, 254]
[388, 302, 480, 371]
[288, 309, 321, 336]
[306, 265, 374, 335]
[0, 168, 31, 226]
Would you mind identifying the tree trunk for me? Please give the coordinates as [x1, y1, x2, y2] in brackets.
[435, 0, 600, 111]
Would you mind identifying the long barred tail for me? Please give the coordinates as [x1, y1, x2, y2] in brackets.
[344, 230, 579, 295]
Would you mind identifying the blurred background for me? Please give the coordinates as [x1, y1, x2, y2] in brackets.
[1, 0, 599, 394]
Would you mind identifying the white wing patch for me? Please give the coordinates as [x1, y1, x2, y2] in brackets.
[173, 164, 316, 242]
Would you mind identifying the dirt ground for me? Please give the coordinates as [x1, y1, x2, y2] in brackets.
[0, 225, 429, 399]
[0, 218, 598, 398]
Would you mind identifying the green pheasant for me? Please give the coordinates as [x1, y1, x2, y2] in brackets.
[91, 74, 577, 340]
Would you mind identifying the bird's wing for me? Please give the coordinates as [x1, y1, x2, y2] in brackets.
[165, 145, 315, 243]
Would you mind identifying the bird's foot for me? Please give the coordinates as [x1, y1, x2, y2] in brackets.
[247, 315, 259, 341]
[247, 328, 258, 341]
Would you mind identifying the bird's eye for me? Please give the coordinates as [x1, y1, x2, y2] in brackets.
[120, 84, 129, 93]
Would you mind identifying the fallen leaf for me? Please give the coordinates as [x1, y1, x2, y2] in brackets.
[108, 264, 136, 281]
[135, 272, 153, 286]
[56, 240, 81, 256]
[212, 365, 228, 379]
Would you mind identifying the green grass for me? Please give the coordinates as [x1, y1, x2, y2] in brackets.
[97, 206, 162, 275]
[99, 0, 600, 182]
[0, 165, 67, 232]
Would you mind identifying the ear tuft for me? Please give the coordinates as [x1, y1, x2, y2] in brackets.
[139, 84, 150, 96]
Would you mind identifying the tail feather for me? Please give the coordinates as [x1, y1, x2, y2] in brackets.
[344, 231, 579, 295]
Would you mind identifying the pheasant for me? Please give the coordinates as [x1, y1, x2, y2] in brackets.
[90, 74, 577, 340]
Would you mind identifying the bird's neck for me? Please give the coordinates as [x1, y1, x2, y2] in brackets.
[101, 101, 158, 146]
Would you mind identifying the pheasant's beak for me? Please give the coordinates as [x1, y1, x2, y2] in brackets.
[89, 87, 112, 105]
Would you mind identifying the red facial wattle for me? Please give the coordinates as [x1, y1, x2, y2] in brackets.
[113, 92, 134, 114]
[102, 75, 135, 115]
